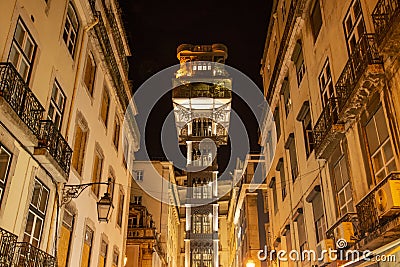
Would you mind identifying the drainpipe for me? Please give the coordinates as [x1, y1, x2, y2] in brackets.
[64, 16, 99, 140]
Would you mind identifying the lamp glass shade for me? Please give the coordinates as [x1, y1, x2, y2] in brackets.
[246, 259, 256, 267]
[97, 193, 113, 222]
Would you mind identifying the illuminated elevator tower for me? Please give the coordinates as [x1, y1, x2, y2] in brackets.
[172, 44, 231, 267]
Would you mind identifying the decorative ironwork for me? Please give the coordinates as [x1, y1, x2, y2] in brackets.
[61, 178, 111, 205]
[0, 227, 17, 267]
[13, 242, 56, 267]
[37, 120, 73, 175]
[335, 34, 383, 108]
[313, 98, 342, 151]
[93, 10, 129, 111]
[266, 0, 303, 102]
[172, 83, 231, 99]
[326, 212, 358, 239]
[0, 63, 45, 136]
[372, 0, 400, 45]
[356, 172, 400, 236]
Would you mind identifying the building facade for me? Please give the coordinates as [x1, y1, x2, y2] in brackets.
[126, 160, 179, 267]
[228, 154, 269, 267]
[0, 0, 139, 266]
[260, 0, 400, 266]
[172, 44, 232, 267]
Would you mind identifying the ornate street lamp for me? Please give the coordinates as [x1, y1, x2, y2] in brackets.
[97, 192, 113, 222]
[61, 178, 114, 222]
[246, 258, 256, 267]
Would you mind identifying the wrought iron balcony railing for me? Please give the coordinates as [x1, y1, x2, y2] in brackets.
[356, 172, 400, 236]
[173, 84, 232, 99]
[13, 242, 56, 267]
[37, 120, 73, 175]
[0, 227, 17, 267]
[372, 0, 400, 45]
[0, 63, 45, 136]
[312, 98, 341, 151]
[335, 34, 383, 107]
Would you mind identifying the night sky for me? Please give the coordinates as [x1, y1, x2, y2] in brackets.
[118, 0, 272, 171]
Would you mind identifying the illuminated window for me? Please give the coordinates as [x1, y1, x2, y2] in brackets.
[8, 19, 36, 82]
[81, 226, 93, 267]
[99, 240, 108, 267]
[58, 206, 75, 267]
[133, 196, 142, 205]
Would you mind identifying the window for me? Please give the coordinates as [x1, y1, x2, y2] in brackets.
[63, 2, 79, 56]
[318, 60, 335, 108]
[0, 145, 12, 207]
[72, 123, 88, 175]
[330, 140, 354, 217]
[296, 213, 307, 255]
[274, 107, 281, 140]
[277, 159, 286, 200]
[129, 214, 140, 228]
[48, 81, 66, 130]
[308, 189, 326, 243]
[133, 196, 142, 205]
[285, 134, 299, 181]
[81, 226, 93, 267]
[343, 0, 365, 55]
[113, 116, 120, 150]
[58, 206, 75, 267]
[135, 170, 143, 181]
[192, 213, 212, 234]
[91, 149, 103, 197]
[297, 102, 314, 157]
[23, 178, 49, 247]
[192, 248, 212, 267]
[99, 240, 108, 267]
[311, 0, 323, 40]
[83, 52, 96, 94]
[8, 18, 36, 82]
[100, 89, 110, 126]
[122, 137, 128, 168]
[117, 192, 124, 227]
[281, 78, 291, 117]
[112, 249, 119, 267]
[365, 106, 396, 183]
[192, 179, 212, 199]
[269, 177, 278, 214]
[292, 41, 305, 86]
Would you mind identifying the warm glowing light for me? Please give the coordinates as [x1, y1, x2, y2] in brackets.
[246, 258, 256, 267]
[124, 256, 128, 266]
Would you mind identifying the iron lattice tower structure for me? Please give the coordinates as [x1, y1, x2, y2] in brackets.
[172, 44, 232, 267]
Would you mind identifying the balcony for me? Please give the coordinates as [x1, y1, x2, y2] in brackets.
[127, 228, 157, 239]
[34, 120, 72, 179]
[0, 227, 17, 266]
[372, 0, 400, 52]
[356, 172, 400, 250]
[13, 242, 56, 267]
[0, 63, 44, 145]
[313, 34, 385, 159]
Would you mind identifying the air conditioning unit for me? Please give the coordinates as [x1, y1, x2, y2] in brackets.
[375, 179, 400, 217]
[334, 222, 355, 245]
[316, 239, 335, 266]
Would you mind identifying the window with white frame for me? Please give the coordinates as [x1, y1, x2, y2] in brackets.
[135, 170, 143, 181]
[281, 78, 291, 117]
[112, 249, 119, 267]
[330, 140, 355, 217]
[23, 178, 49, 247]
[47, 81, 66, 131]
[292, 40, 306, 86]
[343, 0, 365, 55]
[8, 18, 36, 82]
[81, 226, 93, 267]
[319, 60, 335, 108]
[63, 2, 79, 56]
[133, 196, 142, 205]
[0, 145, 12, 207]
[365, 106, 396, 183]
[99, 239, 108, 267]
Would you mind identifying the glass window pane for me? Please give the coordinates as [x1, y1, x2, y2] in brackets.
[383, 141, 394, 163]
[366, 118, 379, 153]
[372, 152, 384, 173]
[334, 164, 343, 189]
[19, 59, 29, 80]
[15, 23, 25, 46]
[33, 217, 43, 239]
[339, 191, 345, 206]
[0, 148, 11, 183]
[25, 212, 34, 236]
[9, 45, 19, 66]
[24, 39, 35, 61]
[31, 181, 41, 207]
[39, 187, 49, 214]
[375, 108, 389, 143]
